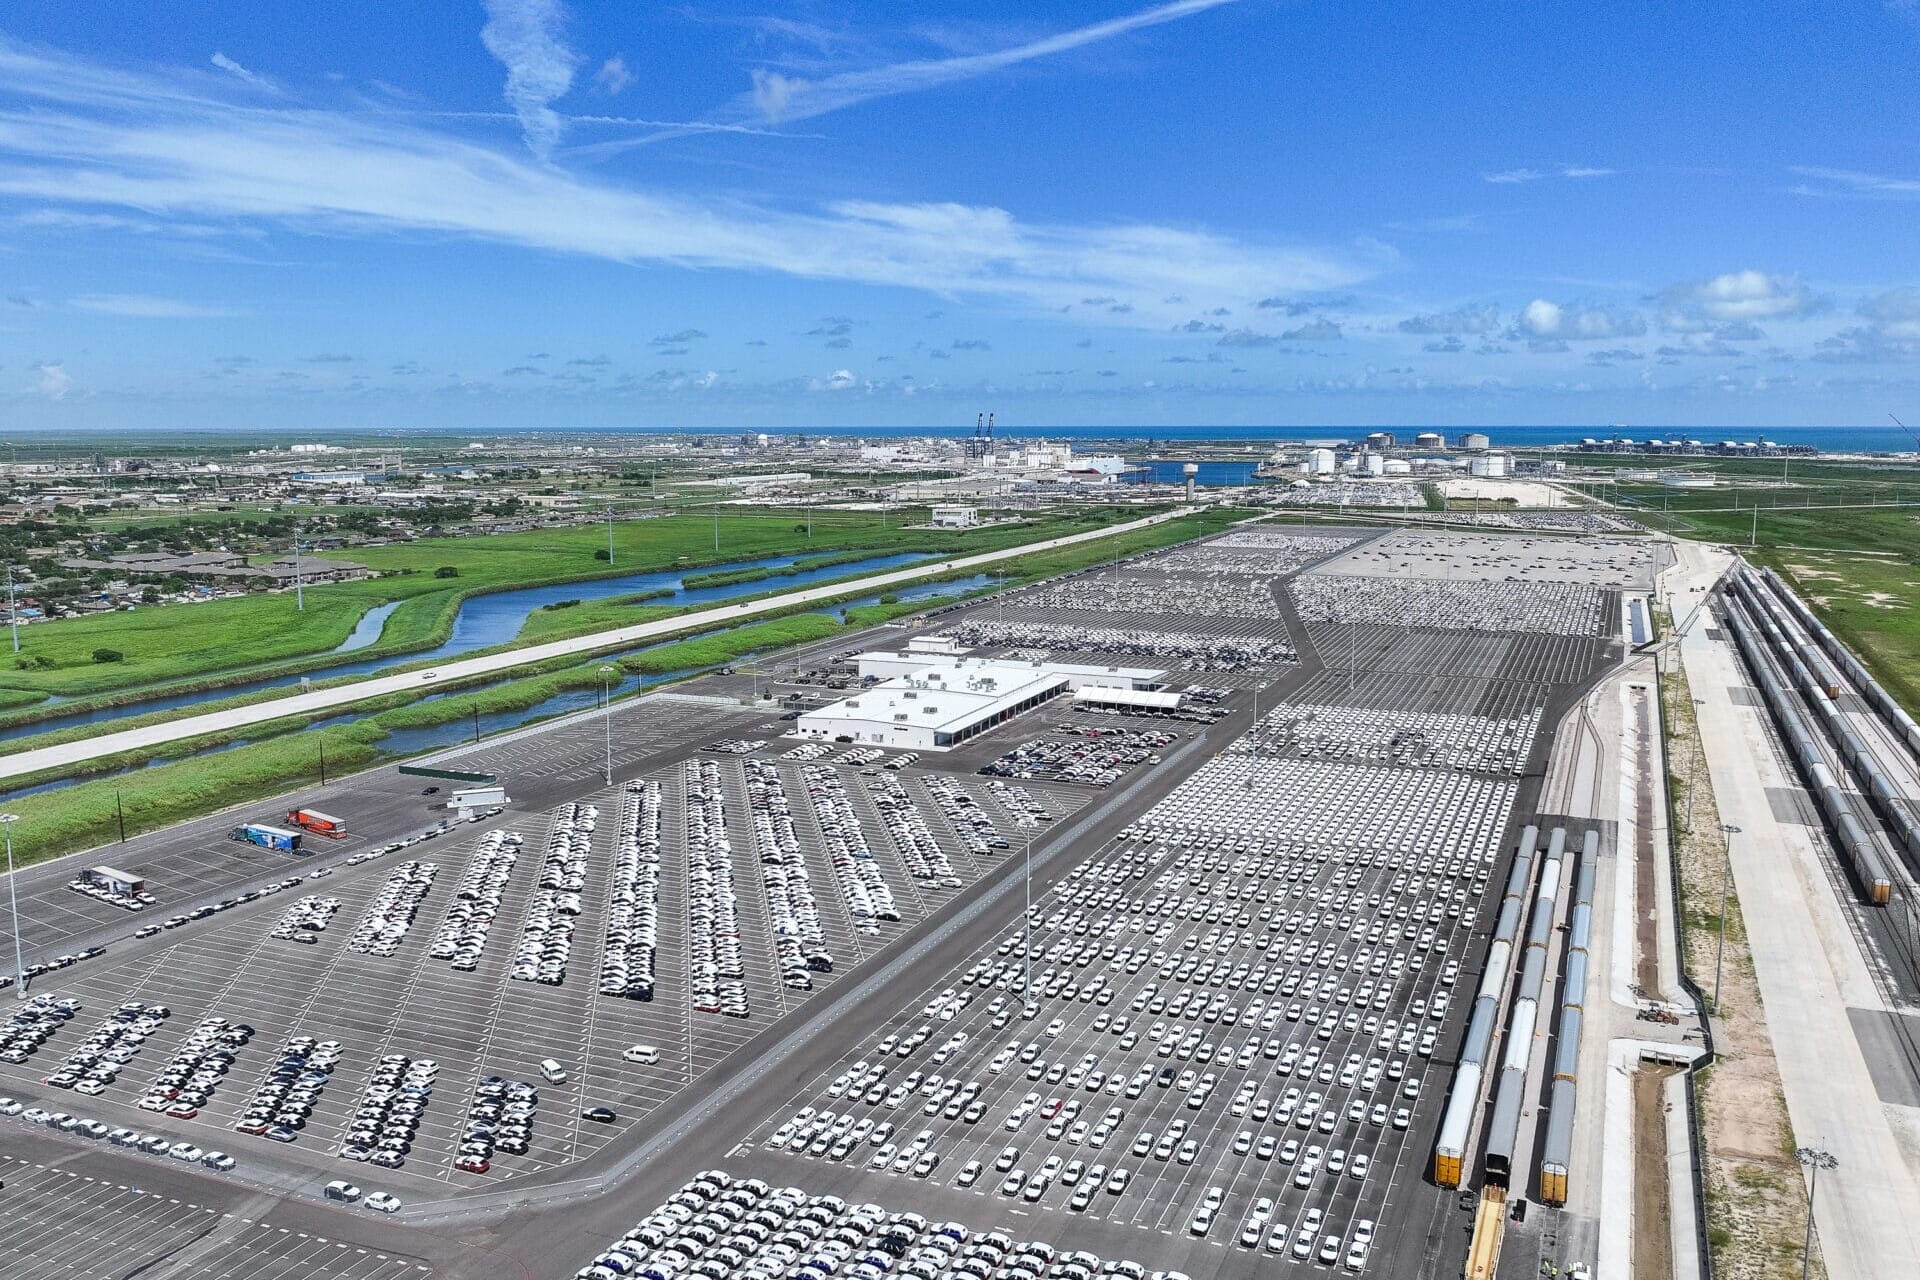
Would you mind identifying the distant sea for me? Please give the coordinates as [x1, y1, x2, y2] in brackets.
[737, 424, 1916, 453]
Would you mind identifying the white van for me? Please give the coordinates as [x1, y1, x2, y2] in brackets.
[540, 1058, 569, 1084]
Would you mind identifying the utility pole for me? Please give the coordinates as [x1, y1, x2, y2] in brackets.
[318, 740, 327, 784]
[293, 524, 305, 612]
[606, 506, 615, 564]
[1794, 1147, 1836, 1280]
[600, 664, 617, 787]
[5, 562, 18, 653]
[472, 704, 481, 744]
[115, 791, 126, 842]
[712, 501, 719, 554]
[1750, 504, 1758, 548]
[1714, 822, 1740, 1012]
[2, 814, 23, 998]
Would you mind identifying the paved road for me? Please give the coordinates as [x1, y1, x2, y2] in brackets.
[0, 508, 1196, 784]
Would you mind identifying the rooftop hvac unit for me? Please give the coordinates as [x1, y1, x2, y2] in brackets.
[893, 713, 909, 722]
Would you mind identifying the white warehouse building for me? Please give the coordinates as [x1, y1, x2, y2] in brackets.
[800, 654, 1166, 750]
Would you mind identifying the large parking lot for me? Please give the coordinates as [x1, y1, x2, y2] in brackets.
[0, 743, 1096, 1201]
[581, 719, 1515, 1277]
[0, 523, 1636, 1280]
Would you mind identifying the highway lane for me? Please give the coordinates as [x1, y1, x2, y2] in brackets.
[0, 508, 1196, 784]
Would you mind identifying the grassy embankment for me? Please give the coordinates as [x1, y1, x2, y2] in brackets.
[0, 508, 1103, 716]
[0, 507, 1231, 865]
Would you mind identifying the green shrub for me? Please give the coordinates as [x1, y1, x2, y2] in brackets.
[433, 566, 460, 579]
[91, 648, 124, 664]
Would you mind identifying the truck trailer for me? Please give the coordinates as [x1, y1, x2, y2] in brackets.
[230, 824, 303, 852]
[285, 809, 346, 838]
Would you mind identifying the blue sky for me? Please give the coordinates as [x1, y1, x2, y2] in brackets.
[2, 0, 1918, 432]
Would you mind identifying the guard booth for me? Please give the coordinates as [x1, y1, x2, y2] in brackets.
[83, 866, 146, 895]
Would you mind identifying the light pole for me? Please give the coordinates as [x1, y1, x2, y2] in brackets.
[5, 562, 18, 653]
[599, 665, 617, 787]
[606, 506, 616, 565]
[1714, 823, 1740, 1013]
[1794, 1147, 1836, 1280]
[2, 814, 24, 998]
[293, 524, 304, 612]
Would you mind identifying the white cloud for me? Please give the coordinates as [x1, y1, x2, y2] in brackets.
[1516, 298, 1645, 341]
[1482, 164, 1616, 184]
[210, 52, 273, 90]
[71, 293, 236, 318]
[1788, 166, 1920, 199]
[480, 0, 579, 160]
[1814, 288, 1920, 362]
[1396, 303, 1500, 335]
[1668, 270, 1816, 322]
[32, 361, 71, 399]
[592, 55, 632, 96]
[0, 36, 1372, 324]
[724, 0, 1246, 125]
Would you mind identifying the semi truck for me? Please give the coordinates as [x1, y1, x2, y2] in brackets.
[285, 808, 346, 838]
[230, 824, 303, 852]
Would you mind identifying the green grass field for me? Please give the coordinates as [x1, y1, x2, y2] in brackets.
[0, 507, 1137, 705]
[1625, 476, 1920, 719]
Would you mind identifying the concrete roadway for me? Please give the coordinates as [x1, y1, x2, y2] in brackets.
[1682, 579, 1920, 1280]
[0, 507, 1196, 785]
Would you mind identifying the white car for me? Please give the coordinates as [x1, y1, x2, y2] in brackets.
[363, 1192, 402, 1213]
[622, 1044, 661, 1065]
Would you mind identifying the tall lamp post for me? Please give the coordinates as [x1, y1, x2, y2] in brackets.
[599, 665, 617, 787]
[1713, 823, 1741, 1013]
[1793, 1147, 1836, 1280]
[2, 813, 24, 998]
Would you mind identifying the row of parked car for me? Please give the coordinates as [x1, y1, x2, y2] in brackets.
[136, 1015, 252, 1119]
[801, 765, 900, 928]
[869, 775, 961, 888]
[345, 861, 439, 957]
[921, 775, 1011, 861]
[269, 894, 341, 945]
[686, 760, 750, 1018]
[338, 1054, 437, 1168]
[744, 760, 833, 990]
[455, 1075, 539, 1174]
[977, 726, 1175, 789]
[0, 1095, 235, 1171]
[235, 1033, 343, 1143]
[40, 1000, 169, 1095]
[0, 994, 78, 1064]
[429, 828, 522, 970]
[571, 1169, 1179, 1280]
[601, 781, 663, 1001]
[513, 806, 594, 986]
